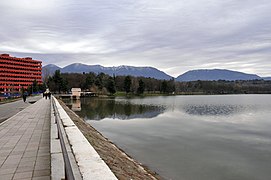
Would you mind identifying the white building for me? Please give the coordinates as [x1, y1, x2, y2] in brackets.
[71, 88, 81, 99]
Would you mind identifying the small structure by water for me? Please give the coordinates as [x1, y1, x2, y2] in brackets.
[71, 88, 81, 99]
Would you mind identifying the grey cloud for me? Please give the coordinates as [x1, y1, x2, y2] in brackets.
[0, 0, 271, 77]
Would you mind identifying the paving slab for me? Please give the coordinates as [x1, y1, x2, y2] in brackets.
[0, 95, 42, 123]
[0, 97, 51, 180]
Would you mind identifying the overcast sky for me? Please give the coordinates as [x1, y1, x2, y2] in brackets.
[0, 0, 271, 77]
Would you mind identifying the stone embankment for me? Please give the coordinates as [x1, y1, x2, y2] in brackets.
[52, 96, 118, 179]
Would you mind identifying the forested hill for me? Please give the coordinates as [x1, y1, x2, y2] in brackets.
[43, 63, 269, 81]
[43, 63, 172, 80]
[176, 69, 261, 81]
[263, 77, 271, 80]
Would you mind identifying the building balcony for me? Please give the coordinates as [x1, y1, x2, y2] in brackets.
[0, 64, 42, 71]
[0, 59, 42, 68]
[0, 68, 42, 75]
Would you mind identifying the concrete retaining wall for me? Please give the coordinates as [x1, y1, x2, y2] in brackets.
[53, 97, 117, 180]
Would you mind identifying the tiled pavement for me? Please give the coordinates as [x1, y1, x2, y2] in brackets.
[0, 98, 51, 180]
[0, 96, 42, 123]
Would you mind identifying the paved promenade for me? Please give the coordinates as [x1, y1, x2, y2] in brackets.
[0, 96, 42, 123]
[0, 97, 51, 180]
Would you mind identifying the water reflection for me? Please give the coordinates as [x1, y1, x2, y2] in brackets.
[183, 104, 254, 116]
[65, 97, 165, 120]
[63, 96, 260, 120]
[71, 99, 81, 111]
[63, 95, 271, 180]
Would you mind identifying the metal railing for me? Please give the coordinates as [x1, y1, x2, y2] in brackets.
[52, 98, 75, 180]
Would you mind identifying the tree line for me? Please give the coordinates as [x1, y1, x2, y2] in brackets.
[46, 70, 175, 95]
[176, 80, 271, 94]
[46, 70, 271, 95]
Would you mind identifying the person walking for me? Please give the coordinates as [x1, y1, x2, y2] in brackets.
[44, 89, 50, 100]
[22, 92, 27, 102]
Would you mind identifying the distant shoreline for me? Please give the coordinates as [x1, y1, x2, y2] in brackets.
[108, 91, 271, 97]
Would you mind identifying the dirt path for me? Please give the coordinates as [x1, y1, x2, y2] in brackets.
[58, 99, 161, 180]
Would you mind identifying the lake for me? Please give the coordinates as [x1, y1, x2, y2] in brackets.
[63, 95, 271, 180]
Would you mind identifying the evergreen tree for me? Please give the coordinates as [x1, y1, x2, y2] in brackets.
[161, 80, 168, 93]
[53, 70, 63, 93]
[137, 79, 145, 95]
[60, 79, 69, 93]
[32, 79, 38, 93]
[168, 78, 175, 93]
[124, 76, 132, 94]
[106, 77, 116, 95]
[95, 73, 106, 90]
[84, 72, 96, 90]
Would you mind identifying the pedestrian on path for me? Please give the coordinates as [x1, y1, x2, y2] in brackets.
[22, 92, 27, 102]
[44, 88, 50, 100]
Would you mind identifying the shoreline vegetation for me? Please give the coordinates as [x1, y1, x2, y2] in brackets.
[2, 71, 271, 103]
[57, 99, 161, 180]
[46, 70, 271, 96]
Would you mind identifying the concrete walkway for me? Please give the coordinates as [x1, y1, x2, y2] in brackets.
[0, 96, 42, 123]
[0, 97, 51, 180]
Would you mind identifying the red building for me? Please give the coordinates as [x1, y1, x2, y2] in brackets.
[0, 54, 42, 95]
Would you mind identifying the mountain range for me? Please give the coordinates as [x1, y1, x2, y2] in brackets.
[175, 69, 261, 81]
[42, 63, 269, 82]
[43, 63, 172, 80]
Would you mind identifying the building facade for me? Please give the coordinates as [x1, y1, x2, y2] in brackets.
[0, 54, 42, 95]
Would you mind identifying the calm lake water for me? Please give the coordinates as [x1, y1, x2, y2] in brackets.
[63, 95, 271, 180]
